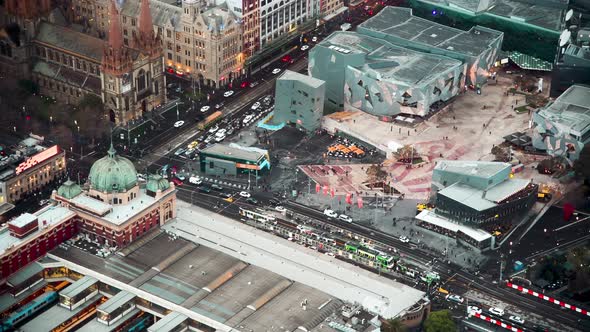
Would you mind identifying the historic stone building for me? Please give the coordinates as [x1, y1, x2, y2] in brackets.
[0, 0, 166, 125]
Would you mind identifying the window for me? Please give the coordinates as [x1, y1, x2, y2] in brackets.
[136, 69, 146, 91]
[209, 161, 214, 168]
[131, 18, 136, 26]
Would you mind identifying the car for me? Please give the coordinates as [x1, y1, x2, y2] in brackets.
[275, 206, 286, 213]
[445, 294, 464, 304]
[198, 185, 211, 193]
[312, 36, 317, 42]
[325, 252, 335, 257]
[243, 114, 255, 125]
[323, 209, 338, 218]
[467, 306, 482, 315]
[249, 82, 259, 88]
[200, 105, 210, 112]
[239, 191, 251, 198]
[226, 127, 235, 136]
[175, 86, 182, 93]
[204, 136, 214, 143]
[246, 197, 258, 205]
[211, 184, 223, 191]
[338, 214, 353, 223]
[214, 134, 226, 142]
[215, 129, 227, 137]
[281, 55, 292, 63]
[399, 236, 410, 243]
[174, 148, 186, 156]
[272, 68, 281, 75]
[251, 102, 261, 110]
[219, 192, 233, 198]
[223, 90, 234, 97]
[175, 174, 186, 181]
[300, 45, 309, 51]
[173, 120, 185, 128]
[215, 102, 224, 109]
[208, 124, 219, 133]
[187, 141, 199, 150]
[171, 177, 183, 186]
[39, 199, 49, 206]
[189, 176, 202, 185]
[508, 315, 524, 325]
[488, 307, 505, 317]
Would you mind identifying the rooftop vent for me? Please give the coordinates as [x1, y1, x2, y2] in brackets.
[430, 34, 437, 38]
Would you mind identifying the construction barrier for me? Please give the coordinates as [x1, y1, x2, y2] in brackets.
[472, 312, 523, 332]
[506, 282, 590, 317]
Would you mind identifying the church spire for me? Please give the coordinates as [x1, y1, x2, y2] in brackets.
[107, 0, 123, 50]
[134, 0, 161, 57]
[102, 0, 132, 75]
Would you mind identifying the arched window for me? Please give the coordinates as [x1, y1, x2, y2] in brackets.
[136, 69, 146, 91]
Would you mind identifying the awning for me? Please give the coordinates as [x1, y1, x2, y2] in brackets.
[323, 6, 349, 21]
[509, 51, 553, 72]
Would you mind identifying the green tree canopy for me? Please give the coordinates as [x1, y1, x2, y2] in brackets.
[382, 318, 406, 332]
[424, 310, 456, 332]
[573, 145, 590, 180]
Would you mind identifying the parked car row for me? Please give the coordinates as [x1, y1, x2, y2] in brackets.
[323, 209, 353, 223]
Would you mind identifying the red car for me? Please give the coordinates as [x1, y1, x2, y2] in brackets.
[171, 177, 183, 186]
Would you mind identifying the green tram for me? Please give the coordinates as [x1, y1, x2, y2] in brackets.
[345, 242, 398, 268]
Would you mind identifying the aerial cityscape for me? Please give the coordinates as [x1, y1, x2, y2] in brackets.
[0, 0, 589, 331]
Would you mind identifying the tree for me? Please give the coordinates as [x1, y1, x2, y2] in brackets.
[424, 310, 456, 332]
[395, 145, 418, 163]
[573, 145, 590, 180]
[366, 164, 388, 184]
[382, 318, 406, 332]
[17, 79, 39, 95]
[491, 145, 510, 162]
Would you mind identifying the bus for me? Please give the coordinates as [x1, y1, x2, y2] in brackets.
[239, 207, 275, 224]
[198, 111, 223, 130]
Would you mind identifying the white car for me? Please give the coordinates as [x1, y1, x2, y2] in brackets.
[338, 214, 353, 223]
[467, 306, 482, 315]
[239, 191, 251, 198]
[325, 252, 335, 257]
[323, 209, 338, 218]
[488, 307, 505, 317]
[301, 45, 309, 51]
[445, 294, 464, 304]
[399, 236, 410, 243]
[215, 129, 227, 137]
[189, 176, 202, 185]
[242, 114, 255, 125]
[223, 90, 234, 97]
[208, 124, 219, 133]
[173, 120, 185, 128]
[508, 315, 525, 325]
[137, 174, 147, 182]
[312, 36, 317, 42]
[251, 102, 261, 110]
[204, 136, 214, 143]
[275, 206, 286, 213]
[214, 134, 226, 142]
[272, 68, 281, 75]
[200, 105, 210, 112]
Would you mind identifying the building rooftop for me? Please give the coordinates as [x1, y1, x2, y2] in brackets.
[201, 144, 267, 163]
[319, 31, 462, 87]
[415, 0, 564, 32]
[416, 210, 492, 242]
[21, 294, 102, 332]
[8, 213, 37, 228]
[35, 22, 104, 62]
[434, 160, 511, 179]
[68, 188, 167, 226]
[279, 70, 326, 88]
[358, 6, 503, 57]
[438, 178, 531, 211]
[0, 145, 63, 182]
[121, 0, 181, 31]
[147, 311, 187, 332]
[97, 290, 135, 314]
[537, 85, 590, 138]
[0, 205, 75, 256]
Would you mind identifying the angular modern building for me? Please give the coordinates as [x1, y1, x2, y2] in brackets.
[531, 84, 590, 163]
[308, 31, 464, 116]
[430, 160, 538, 225]
[357, 6, 503, 86]
[274, 70, 326, 132]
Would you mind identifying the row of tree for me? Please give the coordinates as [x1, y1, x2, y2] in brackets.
[382, 310, 456, 332]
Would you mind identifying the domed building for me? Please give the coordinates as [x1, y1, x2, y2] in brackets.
[52, 145, 177, 247]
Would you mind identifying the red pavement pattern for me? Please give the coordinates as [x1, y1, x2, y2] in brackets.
[472, 312, 523, 332]
[506, 282, 590, 317]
